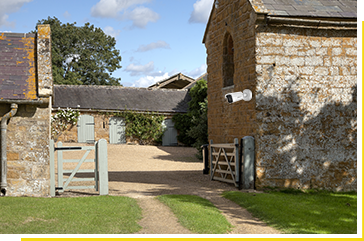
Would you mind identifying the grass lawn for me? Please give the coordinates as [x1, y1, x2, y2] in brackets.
[0, 196, 142, 234]
[222, 189, 357, 234]
[157, 194, 233, 234]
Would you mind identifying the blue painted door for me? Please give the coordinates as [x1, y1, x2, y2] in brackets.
[109, 117, 126, 144]
[77, 115, 95, 143]
[162, 119, 178, 146]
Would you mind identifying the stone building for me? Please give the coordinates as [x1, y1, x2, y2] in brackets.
[203, 0, 357, 191]
[53, 85, 191, 146]
[0, 25, 53, 196]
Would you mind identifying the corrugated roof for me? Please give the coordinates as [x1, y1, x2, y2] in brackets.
[53, 85, 191, 113]
[258, 0, 357, 18]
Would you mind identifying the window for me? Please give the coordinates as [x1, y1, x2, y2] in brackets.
[223, 32, 234, 87]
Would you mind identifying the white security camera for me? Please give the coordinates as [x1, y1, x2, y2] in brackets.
[225, 89, 252, 104]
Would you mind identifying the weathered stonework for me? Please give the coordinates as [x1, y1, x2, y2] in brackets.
[0, 25, 53, 196]
[204, 0, 357, 191]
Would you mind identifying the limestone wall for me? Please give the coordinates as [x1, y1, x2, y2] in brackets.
[255, 25, 357, 191]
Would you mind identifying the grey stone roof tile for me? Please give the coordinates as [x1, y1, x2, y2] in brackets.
[53, 85, 191, 113]
[261, 0, 356, 18]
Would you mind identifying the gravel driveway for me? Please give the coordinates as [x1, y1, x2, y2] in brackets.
[57, 143, 280, 234]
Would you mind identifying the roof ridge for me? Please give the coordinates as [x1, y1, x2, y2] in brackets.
[54, 84, 189, 92]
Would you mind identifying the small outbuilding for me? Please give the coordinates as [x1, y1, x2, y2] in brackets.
[53, 85, 191, 146]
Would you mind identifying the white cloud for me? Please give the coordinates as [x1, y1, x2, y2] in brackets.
[0, 0, 33, 27]
[103, 26, 121, 39]
[91, 0, 158, 28]
[136, 40, 170, 52]
[189, 0, 213, 24]
[124, 61, 154, 76]
[124, 6, 159, 28]
[132, 72, 169, 87]
[187, 63, 207, 78]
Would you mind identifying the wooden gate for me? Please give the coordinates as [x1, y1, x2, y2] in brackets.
[49, 139, 108, 197]
[209, 137, 255, 189]
[77, 115, 95, 143]
[209, 138, 241, 188]
[109, 117, 126, 144]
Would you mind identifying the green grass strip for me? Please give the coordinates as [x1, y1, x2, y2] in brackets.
[157, 194, 233, 234]
[0, 196, 142, 234]
[222, 189, 357, 234]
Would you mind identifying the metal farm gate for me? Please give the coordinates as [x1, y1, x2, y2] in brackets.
[78, 115, 95, 143]
[49, 139, 108, 197]
[209, 137, 255, 189]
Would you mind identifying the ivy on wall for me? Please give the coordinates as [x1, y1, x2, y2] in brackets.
[107, 110, 166, 145]
[51, 108, 80, 141]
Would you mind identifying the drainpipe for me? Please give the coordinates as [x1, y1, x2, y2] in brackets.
[1, 103, 18, 196]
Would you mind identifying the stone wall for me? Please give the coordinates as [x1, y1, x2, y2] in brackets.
[205, 0, 257, 144]
[0, 25, 53, 196]
[1, 104, 50, 196]
[54, 111, 175, 144]
[255, 25, 357, 191]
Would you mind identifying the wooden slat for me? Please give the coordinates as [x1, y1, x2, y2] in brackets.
[62, 159, 95, 163]
[212, 152, 234, 156]
[64, 178, 95, 182]
[214, 169, 234, 174]
[212, 177, 236, 184]
[67, 186, 95, 190]
[63, 169, 95, 174]
[212, 161, 236, 166]
[210, 143, 236, 148]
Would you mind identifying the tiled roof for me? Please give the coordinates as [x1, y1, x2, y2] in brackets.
[259, 0, 357, 18]
[53, 85, 191, 113]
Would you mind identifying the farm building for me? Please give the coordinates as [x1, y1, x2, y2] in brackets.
[148, 72, 195, 89]
[203, 0, 357, 191]
[0, 25, 53, 196]
[53, 85, 191, 146]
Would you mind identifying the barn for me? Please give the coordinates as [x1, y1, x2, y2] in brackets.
[203, 0, 357, 191]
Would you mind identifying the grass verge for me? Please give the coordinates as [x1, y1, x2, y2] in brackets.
[0, 195, 142, 234]
[157, 194, 233, 234]
[222, 189, 357, 234]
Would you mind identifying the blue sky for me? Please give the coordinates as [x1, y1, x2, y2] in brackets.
[0, 0, 214, 87]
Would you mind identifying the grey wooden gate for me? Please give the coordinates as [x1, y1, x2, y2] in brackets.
[162, 119, 178, 146]
[78, 115, 95, 143]
[109, 117, 126, 144]
[49, 139, 108, 196]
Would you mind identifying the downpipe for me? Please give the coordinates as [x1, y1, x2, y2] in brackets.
[1, 103, 18, 196]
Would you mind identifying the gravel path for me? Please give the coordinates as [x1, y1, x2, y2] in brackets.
[57, 144, 280, 234]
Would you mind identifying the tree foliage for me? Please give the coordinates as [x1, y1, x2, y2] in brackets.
[172, 79, 208, 158]
[35, 17, 122, 85]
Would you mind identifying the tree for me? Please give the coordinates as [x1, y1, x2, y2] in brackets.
[35, 17, 122, 85]
[172, 78, 208, 158]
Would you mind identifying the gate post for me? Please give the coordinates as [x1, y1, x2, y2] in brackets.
[242, 136, 255, 189]
[97, 139, 108, 195]
[57, 142, 64, 193]
[50, 139, 55, 197]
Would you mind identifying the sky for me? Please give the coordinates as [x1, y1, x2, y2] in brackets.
[0, 0, 214, 87]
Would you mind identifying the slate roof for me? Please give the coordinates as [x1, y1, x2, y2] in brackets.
[258, 0, 357, 18]
[53, 85, 191, 113]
